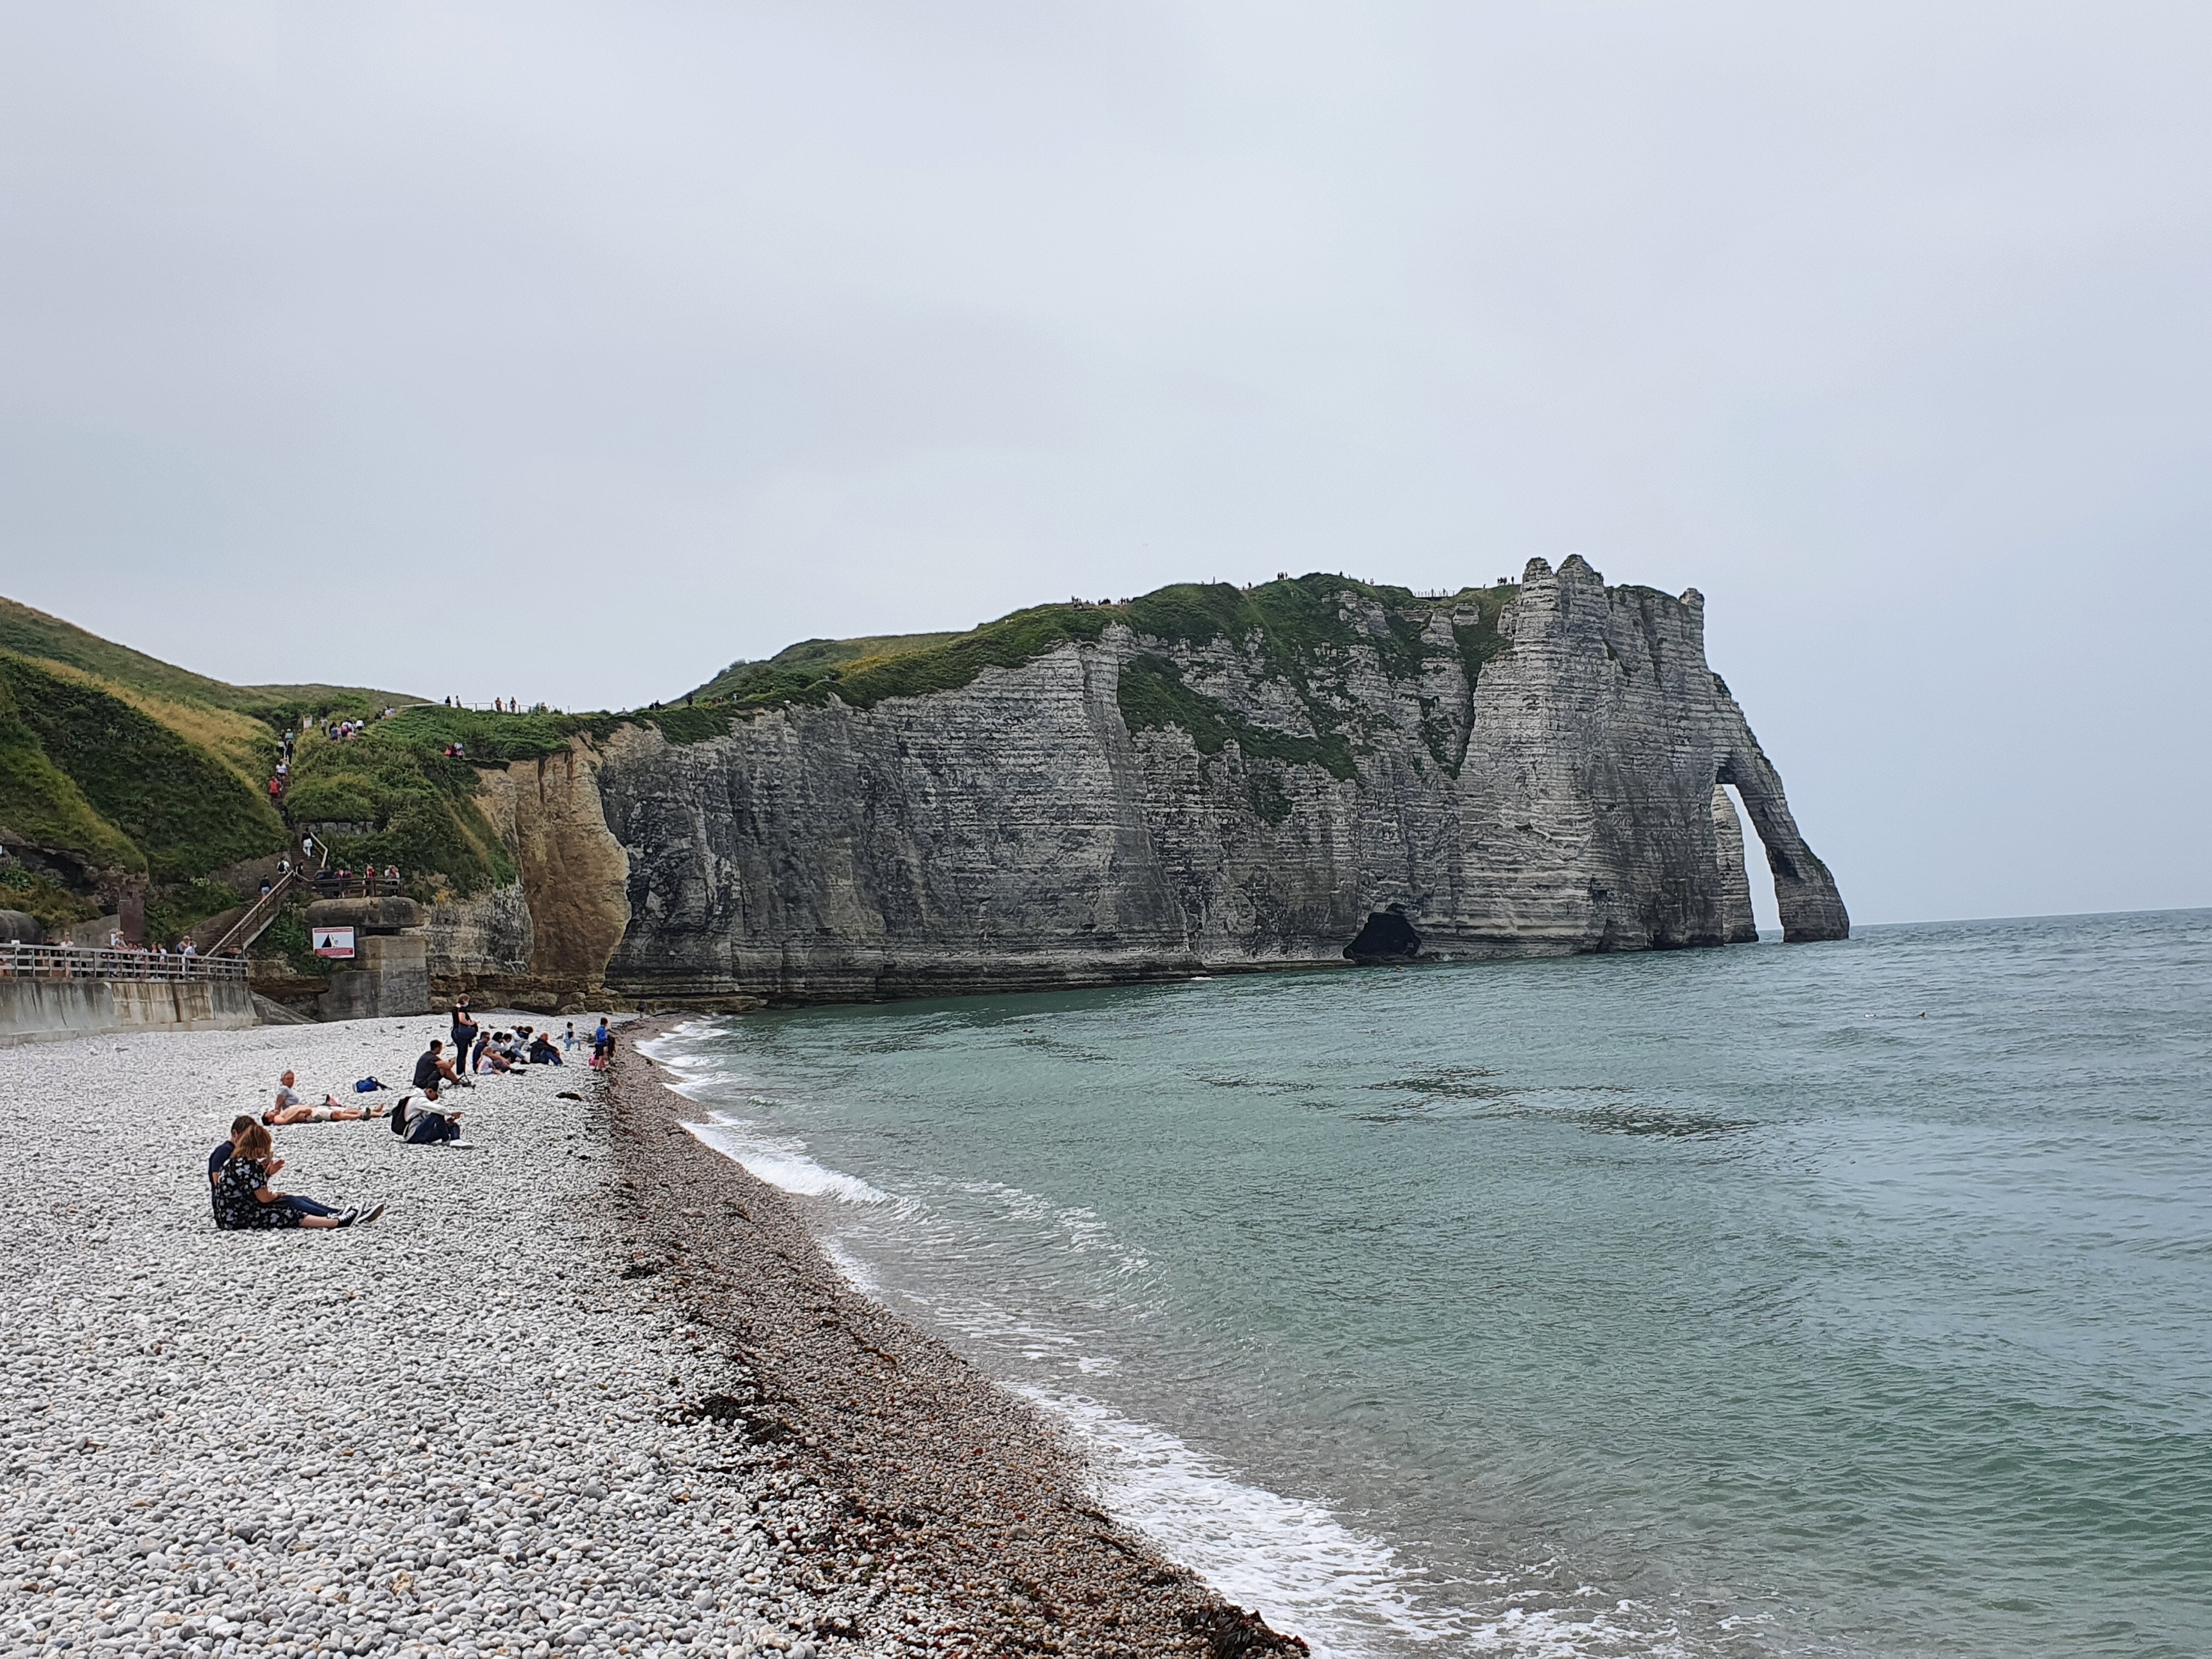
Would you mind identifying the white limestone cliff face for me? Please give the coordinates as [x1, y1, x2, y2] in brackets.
[570, 557, 1845, 1005]
[1710, 786, 1760, 945]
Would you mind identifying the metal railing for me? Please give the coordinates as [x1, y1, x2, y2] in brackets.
[0, 944, 250, 983]
[307, 873, 406, 898]
[210, 866, 303, 957]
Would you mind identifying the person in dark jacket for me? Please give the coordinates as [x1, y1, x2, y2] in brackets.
[401, 1042, 466, 1143]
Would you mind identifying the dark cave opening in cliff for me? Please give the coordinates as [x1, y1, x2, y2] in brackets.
[1344, 905, 1422, 963]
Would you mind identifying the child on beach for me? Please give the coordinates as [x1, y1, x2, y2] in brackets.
[475, 1032, 517, 1074]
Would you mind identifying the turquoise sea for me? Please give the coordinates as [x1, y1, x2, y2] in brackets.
[641, 911, 2212, 1658]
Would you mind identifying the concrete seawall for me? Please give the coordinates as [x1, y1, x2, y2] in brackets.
[0, 978, 257, 1047]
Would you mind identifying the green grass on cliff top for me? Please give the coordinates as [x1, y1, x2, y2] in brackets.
[0, 595, 417, 722]
[686, 574, 1517, 716]
[687, 631, 966, 704]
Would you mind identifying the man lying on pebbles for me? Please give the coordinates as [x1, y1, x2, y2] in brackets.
[2, 1014, 1301, 1659]
[263, 1070, 391, 1126]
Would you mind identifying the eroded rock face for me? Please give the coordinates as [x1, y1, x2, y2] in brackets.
[507, 738, 630, 986]
[580, 557, 1844, 1005]
[1709, 787, 1760, 945]
[428, 884, 534, 985]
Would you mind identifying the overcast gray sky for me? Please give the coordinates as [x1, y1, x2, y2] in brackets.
[3, 2, 2207, 928]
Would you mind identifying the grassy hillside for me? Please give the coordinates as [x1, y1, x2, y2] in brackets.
[0, 596, 414, 719]
[0, 597, 680, 933]
[0, 668, 143, 872]
[0, 597, 429, 939]
[284, 714, 518, 895]
[0, 654, 285, 879]
[686, 631, 964, 704]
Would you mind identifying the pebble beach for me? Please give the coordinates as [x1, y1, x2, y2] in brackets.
[1, 1017, 1300, 1659]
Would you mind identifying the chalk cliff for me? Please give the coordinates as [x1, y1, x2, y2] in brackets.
[439, 557, 1841, 1007]
[430, 740, 631, 1004]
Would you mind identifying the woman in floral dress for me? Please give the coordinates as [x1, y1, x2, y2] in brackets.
[211, 1123, 358, 1229]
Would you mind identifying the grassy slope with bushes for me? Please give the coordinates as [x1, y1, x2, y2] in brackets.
[687, 632, 964, 704]
[284, 716, 518, 897]
[0, 654, 281, 878]
[0, 596, 424, 939]
[0, 596, 413, 720]
[280, 702, 742, 896]
[0, 667, 143, 871]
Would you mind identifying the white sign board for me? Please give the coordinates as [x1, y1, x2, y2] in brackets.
[312, 926, 357, 960]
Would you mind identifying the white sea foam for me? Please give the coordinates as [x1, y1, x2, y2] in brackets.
[635, 1023, 726, 1100]
[1013, 1394, 1693, 1657]
[1022, 1387, 1444, 1659]
[684, 1117, 890, 1205]
[820, 1235, 883, 1292]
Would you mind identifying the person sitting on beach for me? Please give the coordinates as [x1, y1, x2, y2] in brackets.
[394, 1081, 464, 1146]
[413, 1038, 462, 1095]
[527, 1030, 562, 1065]
[263, 1069, 388, 1125]
[212, 1123, 375, 1229]
[475, 1032, 518, 1074]
[398, 1042, 466, 1143]
[209, 1115, 363, 1223]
